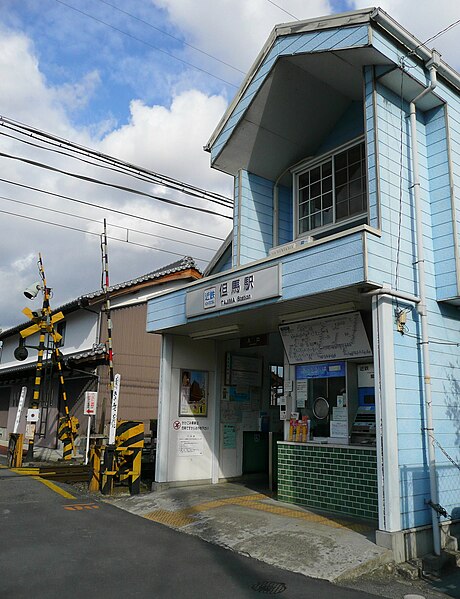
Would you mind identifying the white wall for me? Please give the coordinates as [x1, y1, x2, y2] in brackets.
[0, 308, 99, 370]
[157, 335, 217, 483]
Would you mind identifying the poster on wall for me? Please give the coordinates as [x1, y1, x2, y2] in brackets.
[179, 369, 208, 417]
[223, 424, 236, 449]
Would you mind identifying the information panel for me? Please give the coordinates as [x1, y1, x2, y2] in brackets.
[280, 312, 372, 364]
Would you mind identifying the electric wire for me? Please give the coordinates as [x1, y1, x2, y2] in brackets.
[53, 0, 239, 88]
[265, 0, 298, 20]
[408, 16, 460, 57]
[0, 194, 220, 252]
[0, 127, 233, 209]
[95, 0, 245, 75]
[0, 176, 227, 241]
[0, 150, 233, 219]
[0, 117, 233, 206]
[0, 207, 211, 260]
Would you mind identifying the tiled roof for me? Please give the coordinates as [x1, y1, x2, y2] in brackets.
[0, 256, 200, 340]
[0, 345, 107, 379]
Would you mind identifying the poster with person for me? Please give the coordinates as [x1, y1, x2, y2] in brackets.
[179, 369, 208, 417]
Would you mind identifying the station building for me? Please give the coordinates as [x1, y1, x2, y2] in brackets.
[146, 8, 460, 561]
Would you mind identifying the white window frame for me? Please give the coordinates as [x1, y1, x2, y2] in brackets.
[292, 136, 368, 240]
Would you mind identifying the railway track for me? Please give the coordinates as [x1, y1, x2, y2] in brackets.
[14, 464, 91, 483]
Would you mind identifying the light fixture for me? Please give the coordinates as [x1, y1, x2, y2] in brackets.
[24, 281, 43, 300]
[190, 325, 240, 340]
[279, 302, 357, 324]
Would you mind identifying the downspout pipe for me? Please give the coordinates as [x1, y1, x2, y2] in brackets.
[409, 53, 441, 556]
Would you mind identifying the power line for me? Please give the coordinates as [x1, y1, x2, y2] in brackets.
[53, 0, 239, 88]
[265, 0, 298, 20]
[0, 117, 233, 206]
[0, 150, 233, 220]
[0, 126, 233, 209]
[0, 207, 211, 261]
[0, 177, 226, 242]
[0, 194, 220, 252]
[95, 0, 245, 75]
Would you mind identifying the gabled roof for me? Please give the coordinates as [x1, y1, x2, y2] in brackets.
[205, 7, 460, 179]
[0, 256, 201, 340]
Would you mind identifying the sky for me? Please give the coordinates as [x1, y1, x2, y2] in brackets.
[1, 0, 460, 330]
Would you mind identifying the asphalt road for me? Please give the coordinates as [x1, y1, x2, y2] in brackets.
[0, 463, 382, 599]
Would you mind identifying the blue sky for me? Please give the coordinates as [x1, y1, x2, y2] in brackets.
[0, 0, 459, 328]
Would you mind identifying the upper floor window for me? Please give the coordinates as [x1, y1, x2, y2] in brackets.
[295, 140, 367, 237]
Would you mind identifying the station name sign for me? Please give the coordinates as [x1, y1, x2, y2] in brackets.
[186, 264, 281, 317]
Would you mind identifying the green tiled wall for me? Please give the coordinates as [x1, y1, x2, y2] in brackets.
[277, 444, 378, 520]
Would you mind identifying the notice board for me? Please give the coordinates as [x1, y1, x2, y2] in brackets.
[279, 312, 372, 364]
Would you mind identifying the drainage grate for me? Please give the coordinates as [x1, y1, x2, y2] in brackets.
[251, 581, 287, 594]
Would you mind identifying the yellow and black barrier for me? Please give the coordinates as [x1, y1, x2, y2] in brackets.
[89, 444, 102, 492]
[7, 433, 24, 468]
[101, 420, 144, 496]
[57, 416, 79, 460]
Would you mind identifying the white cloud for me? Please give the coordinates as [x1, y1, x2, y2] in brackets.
[350, 1, 460, 69]
[99, 91, 231, 193]
[0, 26, 232, 329]
[152, 0, 332, 73]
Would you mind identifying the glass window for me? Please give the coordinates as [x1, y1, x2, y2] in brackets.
[295, 142, 367, 235]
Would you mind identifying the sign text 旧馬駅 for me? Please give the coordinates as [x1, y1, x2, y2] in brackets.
[186, 264, 281, 317]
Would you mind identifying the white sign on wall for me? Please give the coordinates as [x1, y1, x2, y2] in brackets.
[178, 432, 204, 456]
[186, 264, 281, 317]
[280, 312, 372, 364]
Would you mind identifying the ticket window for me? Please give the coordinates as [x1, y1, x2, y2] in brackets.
[295, 362, 347, 439]
[305, 375, 346, 437]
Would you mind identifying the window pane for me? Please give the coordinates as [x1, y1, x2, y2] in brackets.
[313, 196, 322, 211]
[348, 145, 361, 165]
[300, 187, 309, 203]
[349, 178, 363, 197]
[299, 203, 310, 218]
[348, 162, 362, 181]
[310, 166, 321, 183]
[323, 208, 333, 224]
[322, 160, 332, 177]
[335, 151, 347, 170]
[322, 176, 332, 193]
[335, 168, 347, 186]
[336, 184, 348, 202]
[336, 200, 349, 220]
[313, 211, 322, 228]
[310, 181, 321, 198]
[299, 172, 309, 188]
[299, 217, 311, 233]
[323, 192, 333, 208]
[350, 194, 365, 215]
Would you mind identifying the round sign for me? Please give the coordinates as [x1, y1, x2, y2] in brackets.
[173, 420, 181, 430]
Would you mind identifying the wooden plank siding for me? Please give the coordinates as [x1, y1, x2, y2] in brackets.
[98, 303, 161, 429]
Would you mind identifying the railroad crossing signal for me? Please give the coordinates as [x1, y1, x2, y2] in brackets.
[20, 307, 65, 342]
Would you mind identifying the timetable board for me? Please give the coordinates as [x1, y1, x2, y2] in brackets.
[279, 312, 372, 364]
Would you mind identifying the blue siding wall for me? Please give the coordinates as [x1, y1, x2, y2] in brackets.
[366, 72, 460, 528]
[239, 171, 274, 265]
[364, 67, 379, 229]
[278, 184, 292, 245]
[316, 101, 364, 155]
[146, 231, 366, 330]
[425, 106, 458, 300]
[366, 82, 418, 294]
